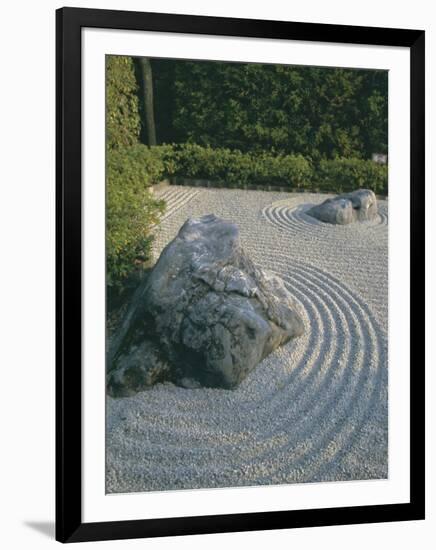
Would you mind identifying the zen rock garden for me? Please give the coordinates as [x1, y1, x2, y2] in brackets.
[307, 189, 378, 225]
[108, 214, 304, 394]
[106, 184, 388, 493]
[105, 55, 389, 492]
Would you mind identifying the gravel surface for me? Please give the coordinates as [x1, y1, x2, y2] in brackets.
[106, 186, 388, 493]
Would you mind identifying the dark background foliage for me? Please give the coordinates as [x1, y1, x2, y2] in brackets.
[152, 59, 388, 159]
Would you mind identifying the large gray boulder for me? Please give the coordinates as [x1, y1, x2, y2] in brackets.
[108, 214, 304, 394]
[307, 189, 378, 225]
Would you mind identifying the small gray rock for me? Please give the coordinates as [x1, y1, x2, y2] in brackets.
[108, 214, 304, 392]
[107, 340, 170, 397]
[307, 189, 378, 225]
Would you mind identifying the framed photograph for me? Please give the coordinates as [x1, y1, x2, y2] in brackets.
[56, 7, 425, 543]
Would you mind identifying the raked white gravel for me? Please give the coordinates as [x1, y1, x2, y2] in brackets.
[106, 186, 388, 493]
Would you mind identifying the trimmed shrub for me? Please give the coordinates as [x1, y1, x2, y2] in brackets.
[106, 145, 166, 286]
[106, 56, 141, 150]
[315, 158, 388, 195]
[164, 144, 313, 189]
[161, 144, 388, 194]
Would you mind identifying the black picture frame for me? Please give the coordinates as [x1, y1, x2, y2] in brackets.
[56, 6, 425, 543]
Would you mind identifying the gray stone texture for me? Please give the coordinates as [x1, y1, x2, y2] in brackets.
[307, 189, 378, 225]
[108, 214, 303, 392]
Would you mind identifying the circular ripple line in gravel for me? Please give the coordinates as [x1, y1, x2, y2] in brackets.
[174, 261, 382, 482]
[111, 266, 342, 458]
[108, 304, 382, 490]
[262, 198, 388, 243]
[248, 260, 385, 484]
[106, 260, 387, 492]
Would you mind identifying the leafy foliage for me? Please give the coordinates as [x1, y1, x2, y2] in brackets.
[161, 144, 387, 194]
[106, 57, 167, 286]
[165, 144, 312, 188]
[152, 59, 388, 160]
[106, 145, 166, 286]
[106, 56, 141, 150]
[315, 158, 388, 195]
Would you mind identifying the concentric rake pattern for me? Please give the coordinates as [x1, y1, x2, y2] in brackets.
[262, 198, 388, 242]
[107, 257, 387, 492]
[106, 188, 388, 493]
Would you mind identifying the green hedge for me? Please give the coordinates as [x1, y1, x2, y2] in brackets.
[153, 59, 388, 160]
[106, 145, 167, 286]
[160, 144, 387, 194]
[315, 158, 388, 195]
[164, 144, 313, 188]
